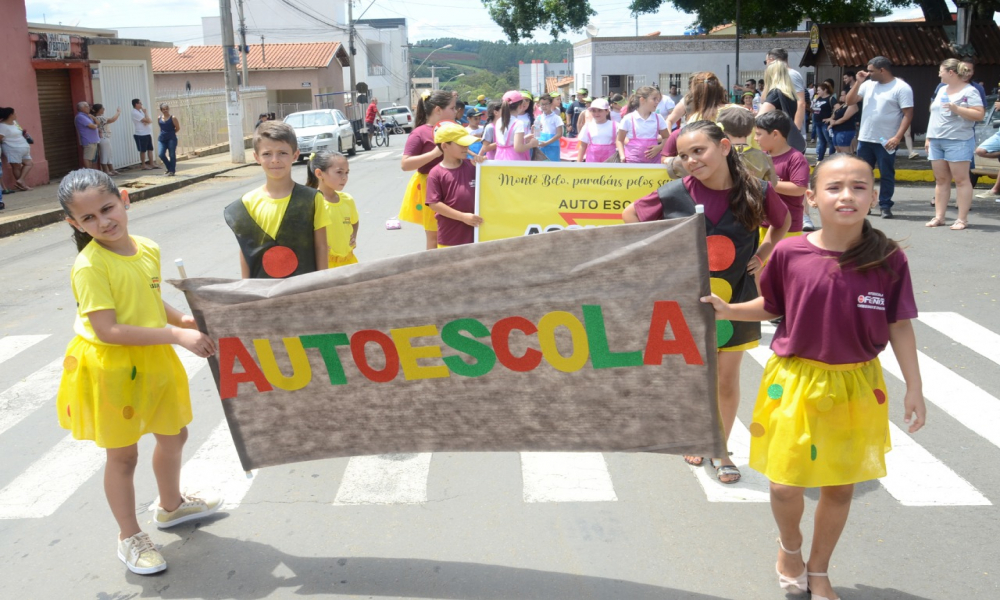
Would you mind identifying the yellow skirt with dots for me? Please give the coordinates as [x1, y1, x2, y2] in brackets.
[329, 251, 358, 269]
[398, 172, 437, 231]
[748, 354, 891, 488]
[57, 336, 192, 449]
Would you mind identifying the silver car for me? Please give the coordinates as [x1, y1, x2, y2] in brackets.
[284, 109, 357, 159]
[379, 105, 414, 132]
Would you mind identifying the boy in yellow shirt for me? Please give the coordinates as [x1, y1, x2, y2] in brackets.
[224, 121, 330, 278]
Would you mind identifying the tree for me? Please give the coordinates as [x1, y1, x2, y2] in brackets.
[480, 0, 595, 43]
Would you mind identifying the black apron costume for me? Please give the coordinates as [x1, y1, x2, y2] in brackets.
[657, 179, 761, 349]
[224, 183, 318, 279]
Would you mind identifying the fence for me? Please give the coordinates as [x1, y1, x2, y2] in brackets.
[155, 87, 268, 157]
[268, 103, 314, 120]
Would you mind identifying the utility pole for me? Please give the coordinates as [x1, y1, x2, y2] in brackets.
[236, 0, 250, 87]
[735, 0, 741, 103]
[219, 0, 245, 163]
[260, 34, 266, 63]
[347, 0, 358, 118]
[430, 65, 438, 90]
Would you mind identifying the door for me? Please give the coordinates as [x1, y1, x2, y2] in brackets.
[35, 69, 77, 178]
[97, 61, 150, 169]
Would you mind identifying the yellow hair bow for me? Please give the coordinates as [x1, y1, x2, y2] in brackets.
[309, 152, 316, 161]
[421, 89, 431, 100]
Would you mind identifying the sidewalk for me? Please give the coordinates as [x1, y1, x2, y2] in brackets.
[0, 150, 258, 238]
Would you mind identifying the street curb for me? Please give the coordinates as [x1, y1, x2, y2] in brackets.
[0, 162, 254, 239]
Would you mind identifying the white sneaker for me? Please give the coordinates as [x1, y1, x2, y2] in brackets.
[802, 214, 818, 232]
[154, 493, 223, 529]
[975, 191, 1000, 199]
[117, 532, 166, 575]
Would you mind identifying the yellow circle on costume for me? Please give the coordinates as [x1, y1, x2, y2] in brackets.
[817, 395, 834, 412]
[749, 422, 766, 437]
[122, 406, 134, 420]
[710, 277, 733, 303]
[63, 356, 78, 371]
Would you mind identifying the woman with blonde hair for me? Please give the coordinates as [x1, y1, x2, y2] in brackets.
[662, 72, 728, 157]
[760, 61, 806, 152]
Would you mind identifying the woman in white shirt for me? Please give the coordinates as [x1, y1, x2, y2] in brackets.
[925, 59, 985, 230]
[0, 107, 34, 190]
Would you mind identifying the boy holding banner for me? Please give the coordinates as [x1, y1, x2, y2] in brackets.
[426, 122, 483, 248]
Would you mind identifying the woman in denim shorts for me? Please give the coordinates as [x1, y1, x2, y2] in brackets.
[925, 59, 985, 230]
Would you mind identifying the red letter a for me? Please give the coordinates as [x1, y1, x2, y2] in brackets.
[219, 337, 274, 399]
[643, 301, 704, 366]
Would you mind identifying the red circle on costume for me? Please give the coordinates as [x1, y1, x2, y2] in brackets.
[706, 235, 736, 272]
[874, 389, 886, 404]
[66, 406, 71, 417]
[262, 246, 298, 278]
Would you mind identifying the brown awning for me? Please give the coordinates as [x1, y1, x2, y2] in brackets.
[801, 23, 1000, 68]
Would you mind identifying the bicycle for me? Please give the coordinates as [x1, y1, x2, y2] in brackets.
[370, 119, 389, 147]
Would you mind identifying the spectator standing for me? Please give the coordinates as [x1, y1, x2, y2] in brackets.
[845, 56, 914, 219]
[667, 84, 682, 106]
[812, 83, 835, 161]
[765, 48, 807, 136]
[567, 89, 588, 137]
[90, 104, 122, 176]
[827, 91, 860, 155]
[925, 59, 985, 231]
[131, 99, 157, 170]
[365, 97, 379, 145]
[157, 103, 180, 177]
[0, 107, 35, 190]
[255, 113, 269, 129]
[75, 101, 100, 170]
[974, 98, 1000, 199]
[759, 61, 807, 154]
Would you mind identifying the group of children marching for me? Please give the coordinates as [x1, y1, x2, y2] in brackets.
[55, 86, 925, 600]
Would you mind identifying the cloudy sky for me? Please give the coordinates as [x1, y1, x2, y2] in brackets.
[24, 0, 960, 45]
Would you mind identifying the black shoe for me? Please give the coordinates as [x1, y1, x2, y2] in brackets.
[0, 201, 5, 210]
[880, 208, 894, 219]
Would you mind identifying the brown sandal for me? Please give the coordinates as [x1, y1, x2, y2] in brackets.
[925, 217, 946, 227]
[950, 219, 968, 230]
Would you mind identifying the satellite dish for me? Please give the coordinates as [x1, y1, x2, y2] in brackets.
[586, 24, 599, 37]
[177, 45, 190, 55]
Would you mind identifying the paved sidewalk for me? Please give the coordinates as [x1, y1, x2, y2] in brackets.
[0, 150, 258, 238]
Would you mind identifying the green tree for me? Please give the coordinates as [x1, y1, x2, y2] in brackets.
[480, 0, 595, 43]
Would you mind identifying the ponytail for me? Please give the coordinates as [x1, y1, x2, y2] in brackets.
[57, 168, 120, 252]
[500, 100, 512, 134]
[414, 90, 453, 128]
[485, 101, 501, 124]
[305, 150, 347, 190]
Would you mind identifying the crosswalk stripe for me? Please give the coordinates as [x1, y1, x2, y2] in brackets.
[687, 416, 770, 502]
[361, 150, 393, 161]
[918, 312, 1000, 367]
[0, 434, 105, 519]
[0, 358, 64, 438]
[0, 335, 49, 365]
[881, 343, 1000, 450]
[334, 453, 432, 505]
[520, 452, 618, 503]
[172, 420, 256, 510]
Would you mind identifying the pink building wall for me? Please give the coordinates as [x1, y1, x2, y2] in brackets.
[1, 0, 47, 187]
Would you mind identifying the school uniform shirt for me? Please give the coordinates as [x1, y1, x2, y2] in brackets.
[579, 120, 616, 146]
[536, 112, 564, 136]
[633, 176, 787, 229]
[241, 186, 331, 239]
[71, 236, 168, 345]
[762, 235, 917, 364]
[656, 95, 676, 119]
[426, 160, 477, 246]
[322, 191, 359, 259]
[767, 148, 810, 232]
[622, 111, 667, 140]
[404, 125, 444, 175]
[495, 119, 528, 145]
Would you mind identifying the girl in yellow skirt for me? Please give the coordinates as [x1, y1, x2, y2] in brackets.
[702, 155, 926, 600]
[55, 169, 221, 575]
[400, 90, 457, 251]
[306, 151, 360, 268]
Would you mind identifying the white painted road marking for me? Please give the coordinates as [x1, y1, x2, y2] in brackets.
[520, 452, 618, 503]
[170, 419, 256, 510]
[0, 434, 105, 519]
[0, 358, 64, 438]
[688, 415, 770, 503]
[0, 335, 49, 365]
[334, 453, 433, 505]
[918, 312, 1000, 367]
[361, 150, 394, 161]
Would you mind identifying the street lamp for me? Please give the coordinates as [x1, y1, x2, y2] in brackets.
[446, 73, 466, 82]
[411, 44, 452, 104]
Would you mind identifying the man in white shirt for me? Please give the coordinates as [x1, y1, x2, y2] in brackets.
[656, 94, 675, 120]
[130, 98, 157, 170]
[846, 56, 914, 218]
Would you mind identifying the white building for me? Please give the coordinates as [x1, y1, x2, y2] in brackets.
[519, 61, 573, 99]
[573, 31, 811, 98]
[200, 0, 410, 106]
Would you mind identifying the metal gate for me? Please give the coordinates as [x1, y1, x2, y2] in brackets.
[35, 69, 77, 178]
[97, 60, 150, 169]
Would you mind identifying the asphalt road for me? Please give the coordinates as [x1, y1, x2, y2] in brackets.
[0, 147, 999, 600]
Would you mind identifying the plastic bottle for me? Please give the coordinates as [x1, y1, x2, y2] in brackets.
[940, 93, 951, 117]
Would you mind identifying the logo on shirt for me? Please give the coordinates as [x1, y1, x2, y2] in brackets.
[151, 276, 160, 290]
[857, 291, 885, 310]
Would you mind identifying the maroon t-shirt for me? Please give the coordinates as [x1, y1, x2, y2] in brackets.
[766, 148, 809, 232]
[404, 124, 443, 175]
[662, 128, 681, 157]
[762, 235, 918, 364]
[426, 160, 476, 246]
[633, 176, 787, 230]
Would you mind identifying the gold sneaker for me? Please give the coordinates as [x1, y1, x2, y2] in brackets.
[154, 493, 223, 529]
[117, 532, 167, 575]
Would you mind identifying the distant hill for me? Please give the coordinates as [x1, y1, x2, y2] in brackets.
[411, 38, 572, 75]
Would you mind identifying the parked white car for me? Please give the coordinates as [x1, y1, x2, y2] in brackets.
[379, 105, 414, 132]
[284, 109, 357, 159]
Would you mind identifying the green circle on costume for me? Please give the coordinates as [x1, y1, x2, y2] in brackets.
[716, 320, 734, 347]
[416, 203, 423, 211]
[767, 384, 783, 400]
[810, 445, 818, 461]
[131, 366, 137, 380]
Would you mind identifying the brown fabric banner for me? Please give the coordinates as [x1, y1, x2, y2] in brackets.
[175, 216, 726, 471]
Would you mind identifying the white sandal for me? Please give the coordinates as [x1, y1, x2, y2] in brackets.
[807, 571, 841, 600]
[776, 539, 808, 594]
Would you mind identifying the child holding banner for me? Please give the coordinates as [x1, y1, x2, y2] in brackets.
[426, 121, 483, 247]
[55, 169, 221, 575]
[494, 90, 538, 161]
[754, 111, 809, 239]
[616, 86, 670, 163]
[534, 95, 564, 162]
[576, 98, 618, 163]
[306, 151, 360, 268]
[400, 90, 458, 251]
[623, 121, 790, 483]
[701, 155, 924, 600]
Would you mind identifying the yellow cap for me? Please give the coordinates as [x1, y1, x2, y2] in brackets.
[477, 94, 486, 101]
[434, 120, 480, 146]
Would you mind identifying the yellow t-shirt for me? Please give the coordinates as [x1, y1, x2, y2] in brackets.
[322, 191, 360, 259]
[71, 236, 167, 345]
[240, 186, 331, 238]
